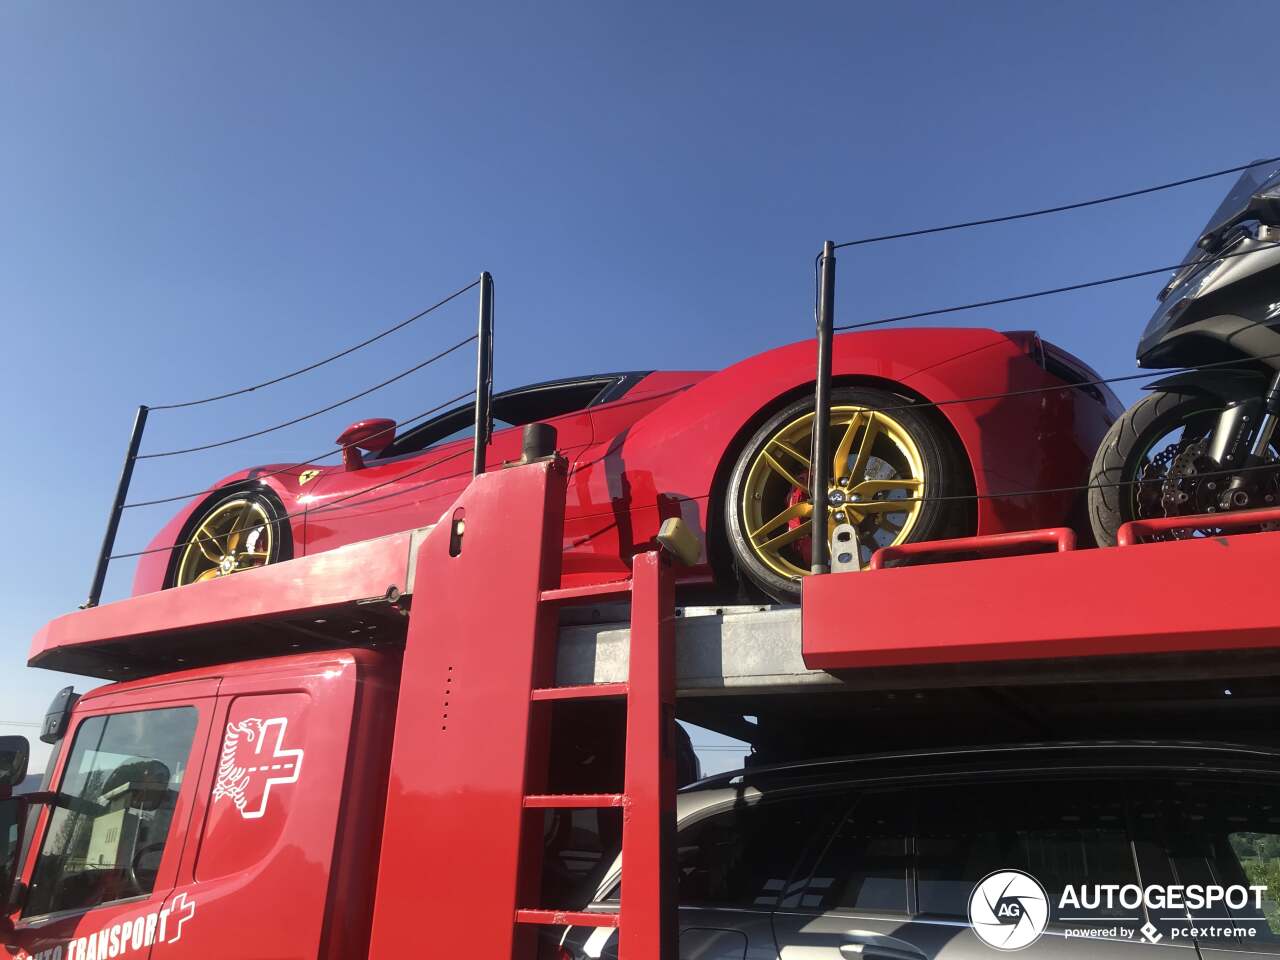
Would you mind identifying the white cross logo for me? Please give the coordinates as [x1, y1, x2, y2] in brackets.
[212, 717, 304, 820]
[164, 892, 196, 944]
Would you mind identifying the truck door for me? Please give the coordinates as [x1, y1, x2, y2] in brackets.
[9, 680, 216, 960]
[159, 651, 394, 960]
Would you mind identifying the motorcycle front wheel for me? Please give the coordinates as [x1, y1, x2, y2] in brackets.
[1088, 389, 1248, 545]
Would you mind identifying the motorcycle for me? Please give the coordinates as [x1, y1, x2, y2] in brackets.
[1089, 159, 1280, 544]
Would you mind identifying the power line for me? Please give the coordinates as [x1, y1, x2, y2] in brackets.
[834, 239, 1280, 331]
[834, 156, 1280, 249]
[826, 349, 1280, 418]
[137, 335, 476, 458]
[837, 456, 1280, 509]
[149, 278, 481, 410]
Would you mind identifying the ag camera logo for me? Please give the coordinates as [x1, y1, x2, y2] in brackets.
[969, 870, 1050, 951]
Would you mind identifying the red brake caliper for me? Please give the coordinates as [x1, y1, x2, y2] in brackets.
[786, 472, 812, 566]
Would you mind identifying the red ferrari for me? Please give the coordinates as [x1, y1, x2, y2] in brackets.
[134, 328, 1119, 602]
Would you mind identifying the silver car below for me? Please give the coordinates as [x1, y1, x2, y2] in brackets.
[557, 741, 1280, 960]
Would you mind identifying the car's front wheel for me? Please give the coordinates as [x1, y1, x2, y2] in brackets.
[169, 488, 292, 588]
[724, 386, 972, 602]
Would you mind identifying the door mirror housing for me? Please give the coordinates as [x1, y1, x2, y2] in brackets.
[40, 686, 78, 746]
[0, 739, 28, 792]
[336, 419, 397, 470]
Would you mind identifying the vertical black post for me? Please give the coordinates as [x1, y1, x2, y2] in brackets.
[473, 271, 495, 477]
[811, 241, 836, 575]
[85, 404, 148, 608]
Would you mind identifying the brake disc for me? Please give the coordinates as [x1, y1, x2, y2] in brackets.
[1137, 439, 1280, 536]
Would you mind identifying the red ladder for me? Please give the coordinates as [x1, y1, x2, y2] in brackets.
[516, 555, 679, 958]
[367, 457, 684, 960]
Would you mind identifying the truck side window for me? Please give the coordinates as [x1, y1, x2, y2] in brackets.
[24, 707, 197, 918]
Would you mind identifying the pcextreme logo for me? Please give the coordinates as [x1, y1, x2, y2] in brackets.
[212, 716, 304, 819]
[19, 893, 196, 960]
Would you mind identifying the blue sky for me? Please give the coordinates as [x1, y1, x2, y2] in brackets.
[1, 1, 1272, 772]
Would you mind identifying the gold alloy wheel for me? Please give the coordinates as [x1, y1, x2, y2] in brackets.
[174, 498, 275, 586]
[740, 405, 925, 579]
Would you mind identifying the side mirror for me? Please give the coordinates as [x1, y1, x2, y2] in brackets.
[0, 792, 32, 935]
[0, 738, 28, 792]
[40, 686, 78, 746]
[336, 419, 397, 471]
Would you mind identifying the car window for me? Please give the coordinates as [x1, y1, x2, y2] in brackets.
[915, 780, 1135, 922]
[676, 793, 844, 910]
[375, 377, 616, 460]
[786, 790, 910, 913]
[24, 708, 198, 917]
[1156, 780, 1280, 948]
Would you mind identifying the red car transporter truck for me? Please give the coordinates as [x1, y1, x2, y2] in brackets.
[3, 444, 1280, 960]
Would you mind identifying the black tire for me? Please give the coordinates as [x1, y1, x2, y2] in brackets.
[166, 486, 293, 588]
[1087, 389, 1219, 547]
[724, 386, 973, 603]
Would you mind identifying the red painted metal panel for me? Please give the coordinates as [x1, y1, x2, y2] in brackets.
[803, 530, 1280, 670]
[367, 460, 566, 959]
[1117, 506, 1280, 545]
[620, 551, 678, 960]
[30, 530, 415, 668]
[868, 527, 1076, 569]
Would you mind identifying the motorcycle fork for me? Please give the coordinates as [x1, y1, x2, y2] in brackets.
[1214, 370, 1280, 508]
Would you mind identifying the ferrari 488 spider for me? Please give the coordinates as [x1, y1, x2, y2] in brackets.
[134, 328, 1119, 602]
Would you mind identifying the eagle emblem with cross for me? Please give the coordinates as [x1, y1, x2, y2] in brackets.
[212, 717, 303, 819]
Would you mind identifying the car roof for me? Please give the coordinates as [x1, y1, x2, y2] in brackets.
[686, 739, 1280, 792]
[588, 739, 1280, 905]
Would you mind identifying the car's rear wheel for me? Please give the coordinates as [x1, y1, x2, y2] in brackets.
[170, 488, 291, 588]
[724, 386, 972, 602]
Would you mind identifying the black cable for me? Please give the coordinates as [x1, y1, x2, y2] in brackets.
[149, 279, 481, 411]
[112, 451, 1280, 562]
[121, 388, 476, 508]
[833, 457, 1280, 509]
[834, 239, 1280, 332]
[108, 444, 474, 561]
[834, 156, 1280, 249]
[827, 349, 1280, 420]
[114, 349, 1280, 551]
[137, 334, 476, 459]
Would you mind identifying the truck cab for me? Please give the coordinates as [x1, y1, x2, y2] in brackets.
[0, 649, 399, 960]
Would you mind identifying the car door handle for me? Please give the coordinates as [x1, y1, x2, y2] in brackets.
[839, 931, 929, 960]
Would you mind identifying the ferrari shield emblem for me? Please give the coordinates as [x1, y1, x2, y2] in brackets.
[298, 469, 321, 486]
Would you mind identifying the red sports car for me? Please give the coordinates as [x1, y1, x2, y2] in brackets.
[134, 328, 1119, 602]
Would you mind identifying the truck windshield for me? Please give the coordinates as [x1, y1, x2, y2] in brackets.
[23, 707, 197, 918]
